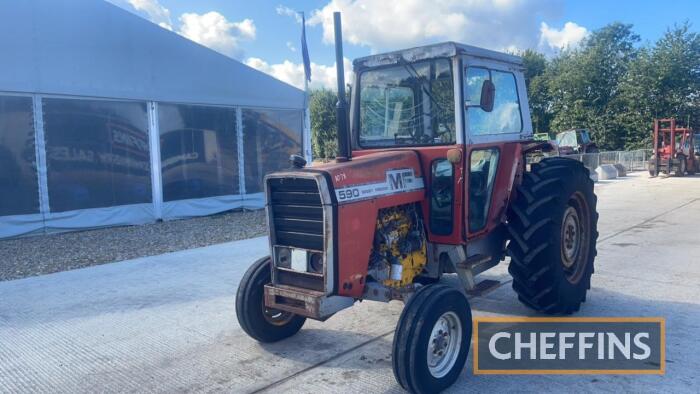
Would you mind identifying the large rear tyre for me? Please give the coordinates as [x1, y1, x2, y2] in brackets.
[235, 256, 306, 342]
[507, 157, 598, 314]
[392, 284, 472, 394]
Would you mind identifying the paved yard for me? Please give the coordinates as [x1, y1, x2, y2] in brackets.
[1, 172, 699, 393]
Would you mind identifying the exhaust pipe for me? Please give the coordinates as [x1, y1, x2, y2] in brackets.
[333, 12, 350, 162]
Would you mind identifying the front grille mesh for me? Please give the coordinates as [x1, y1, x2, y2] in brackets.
[268, 177, 324, 251]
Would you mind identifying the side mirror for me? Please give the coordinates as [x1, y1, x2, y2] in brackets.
[480, 79, 495, 112]
[289, 154, 307, 168]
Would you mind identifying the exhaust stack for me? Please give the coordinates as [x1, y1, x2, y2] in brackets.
[333, 12, 350, 162]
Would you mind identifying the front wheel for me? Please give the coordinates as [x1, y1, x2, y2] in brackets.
[507, 157, 598, 314]
[235, 256, 306, 342]
[392, 284, 472, 394]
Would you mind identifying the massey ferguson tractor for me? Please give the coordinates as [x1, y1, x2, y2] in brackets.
[648, 118, 698, 177]
[236, 13, 598, 393]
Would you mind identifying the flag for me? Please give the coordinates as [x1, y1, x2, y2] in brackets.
[301, 12, 311, 82]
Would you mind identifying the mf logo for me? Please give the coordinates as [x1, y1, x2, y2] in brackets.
[387, 169, 414, 191]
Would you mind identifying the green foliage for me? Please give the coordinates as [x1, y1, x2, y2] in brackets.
[520, 49, 551, 133]
[523, 22, 700, 151]
[309, 89, 338, 159]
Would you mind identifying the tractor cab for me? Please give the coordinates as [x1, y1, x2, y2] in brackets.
[350, 42, 532, 150]
[649, 118, 698, 176]
[555, 128, 598, 155]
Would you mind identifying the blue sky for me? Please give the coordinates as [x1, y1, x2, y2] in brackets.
[111, 0, 699, 89]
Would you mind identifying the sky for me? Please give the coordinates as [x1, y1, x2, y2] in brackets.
[109, 0, 699, 90]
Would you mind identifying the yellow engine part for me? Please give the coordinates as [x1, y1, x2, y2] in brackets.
[375, 209, 428, 288]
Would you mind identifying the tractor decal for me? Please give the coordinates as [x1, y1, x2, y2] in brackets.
[334, 168, 424, 204]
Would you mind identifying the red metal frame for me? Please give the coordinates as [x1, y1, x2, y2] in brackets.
[652, 118, 697, 173]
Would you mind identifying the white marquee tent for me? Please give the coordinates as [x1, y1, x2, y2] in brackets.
[0, 0, 310, 238]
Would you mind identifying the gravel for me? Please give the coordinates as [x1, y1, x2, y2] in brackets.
[0, 209, 268, 282]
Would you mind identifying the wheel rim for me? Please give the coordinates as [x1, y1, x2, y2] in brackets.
[560, 192, 590, 284]
[427, 311, 462, 378]
[261, 303, 294, 326]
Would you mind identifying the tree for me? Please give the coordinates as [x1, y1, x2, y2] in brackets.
[520, 49, 551, 133]
[309, 89, 338, 160]
[618, 22, 700, 149]
[547, 23, 640, 150]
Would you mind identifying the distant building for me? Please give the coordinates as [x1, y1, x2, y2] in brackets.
[0, 0, 308, 238]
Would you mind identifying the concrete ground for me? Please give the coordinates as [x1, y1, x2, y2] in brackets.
[1, 172, 699, 393]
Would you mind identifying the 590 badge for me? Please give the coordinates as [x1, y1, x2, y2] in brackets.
[334, 168, 424, 204]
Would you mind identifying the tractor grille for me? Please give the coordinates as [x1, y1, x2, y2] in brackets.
[268, 177, 325, 251]
[267, 176, 327, 292]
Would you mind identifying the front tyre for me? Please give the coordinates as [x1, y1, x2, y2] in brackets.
[235, 256, 306, 342]
[392, 284, 472, 394]
[507, 158, 598, 314]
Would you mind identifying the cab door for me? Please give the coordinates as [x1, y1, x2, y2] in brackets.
[461, 59, 526, 241]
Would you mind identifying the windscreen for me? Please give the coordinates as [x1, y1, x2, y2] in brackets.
[358, 59, 455, 147]
[580, 130, 591, 144]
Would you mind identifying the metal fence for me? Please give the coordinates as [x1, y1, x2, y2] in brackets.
[559, 149, 651, 172]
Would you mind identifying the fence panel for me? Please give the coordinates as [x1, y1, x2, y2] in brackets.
[560, 149, 650, 172]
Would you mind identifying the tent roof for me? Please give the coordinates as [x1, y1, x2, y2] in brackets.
[0, 0, 304, 110]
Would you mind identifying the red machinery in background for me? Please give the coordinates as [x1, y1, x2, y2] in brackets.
[649, 118, 698, 177]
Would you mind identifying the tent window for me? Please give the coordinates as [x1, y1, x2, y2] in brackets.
[243, 109, 303, 193]
[0, 95, 39, 216]
[158, 104, 239, 202]
[43, 98, 151, 212]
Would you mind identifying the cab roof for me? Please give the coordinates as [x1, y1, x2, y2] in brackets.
[353, 41, 523, 70]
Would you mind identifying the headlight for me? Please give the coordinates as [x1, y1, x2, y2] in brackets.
[308, 253, 324, 273]
[276, 247, 291, 268]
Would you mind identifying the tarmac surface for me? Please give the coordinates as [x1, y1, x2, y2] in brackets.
[1, 172, 699, 393]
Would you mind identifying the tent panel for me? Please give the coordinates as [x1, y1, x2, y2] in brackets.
[44, 203, 155, 232]
[242, 109, 303, 193]
[0, 95, 40, 216]
[161, 194, 243, 220]
[159, 104, 239, 202]
[43, 98, 152, 212]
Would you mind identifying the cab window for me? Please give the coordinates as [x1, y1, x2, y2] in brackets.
[359, 59, 455, 147]
[465, 68, 522, 135]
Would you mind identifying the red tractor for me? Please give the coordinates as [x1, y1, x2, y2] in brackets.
[648, 118, 698, 177]
[236, 14, 598, 393]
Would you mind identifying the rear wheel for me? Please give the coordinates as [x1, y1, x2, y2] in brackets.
[507, 158, 598, 314]
[235, 256, 306, 342]
[392, 284, 471, 394]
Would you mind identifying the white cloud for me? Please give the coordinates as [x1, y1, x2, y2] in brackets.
[308, 0, 562, 53]
[117, 0, 256, 59]
[127, 0, 172, 29]
[286, 41, 297, 52]
[276, 5, 303, 24]
[245, 57, 352, 90]
[539, 22, 589, 51]
[179, 12, 256, 58]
